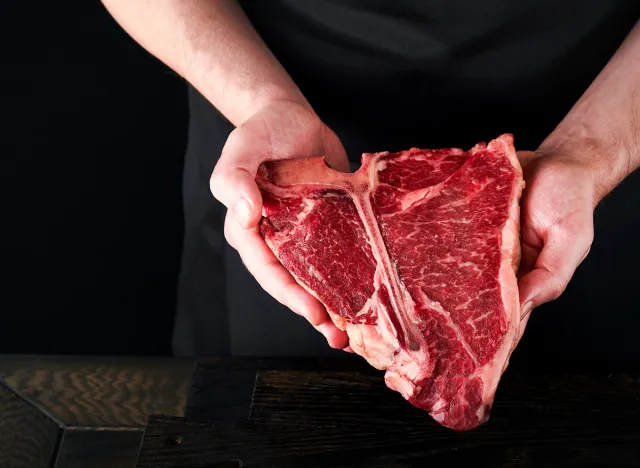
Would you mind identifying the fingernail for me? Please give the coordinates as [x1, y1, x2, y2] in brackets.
[522, 301, 533, 319]
[234, 198, 251, 227]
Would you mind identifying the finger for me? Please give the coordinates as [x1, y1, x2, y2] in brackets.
[211, 116, 349, 228]
[210, 127, 266, 229]
[518, 226, 592, 309]
[518, 309, 531, 342]
[317, 322, 350, 350]
[517, 241, 540, 279]
[262, 102, 349, 173]
[226, 217, 349, 349]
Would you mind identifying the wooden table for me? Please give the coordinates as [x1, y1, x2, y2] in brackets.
[138, 357, 640, 468]
[2, 356, 640, 467]
[0, 355, 194, 468]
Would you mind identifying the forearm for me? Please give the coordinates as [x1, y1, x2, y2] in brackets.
[101, 0, 308, 126]
[539, 20, 640, 205]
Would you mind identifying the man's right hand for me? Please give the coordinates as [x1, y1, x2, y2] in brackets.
[210, 100, 351, 349]
[102, 0, 352, 349]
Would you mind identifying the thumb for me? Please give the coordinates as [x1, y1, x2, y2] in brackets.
[518, 227, 592, 317]
[210, 126, 265, 229]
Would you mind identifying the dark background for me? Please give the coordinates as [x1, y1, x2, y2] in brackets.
[2, 1, 188, 355]
[2, 1, 639, 364]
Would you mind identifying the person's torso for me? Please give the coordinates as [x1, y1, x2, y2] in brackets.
[177, 1, 640, 361]
[239, 0, 639, 154]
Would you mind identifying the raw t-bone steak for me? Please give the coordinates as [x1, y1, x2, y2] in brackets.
[257, 134, 524, 430]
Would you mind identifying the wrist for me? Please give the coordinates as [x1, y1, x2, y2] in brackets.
[538, 129, 633, 207]
[246, 86, 313, 123]
[182, 39, 311, 126]
[194, 70, 311, 126]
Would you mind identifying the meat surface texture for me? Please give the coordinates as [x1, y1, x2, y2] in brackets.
[257, 134, 524, 431]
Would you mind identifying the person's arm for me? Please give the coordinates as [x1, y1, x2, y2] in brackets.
[101, 0, 350, 349]
[101, 0, 307, 126]
[518, 20, 640, 322]
[540, 20, 640, 204]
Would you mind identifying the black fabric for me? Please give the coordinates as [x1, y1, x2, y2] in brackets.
[173, 0, 640, 362]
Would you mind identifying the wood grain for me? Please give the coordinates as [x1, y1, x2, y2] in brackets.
[0, 356, 194, 427]
[0, 356, 195, 467]
[185, 356, 371, 423]
[0, 382, 60, 468]
[138, 361, 640, 467]
[138, 413, 640, 468]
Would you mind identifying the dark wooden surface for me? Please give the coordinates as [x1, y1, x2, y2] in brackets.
[184, 357, 366, 424]
[0, 382, 60, 468]
[0, 355, 194, 427]
[137, 358, 640, 468]
[54, 429, 144, 468]
[0, 356, 194, 468]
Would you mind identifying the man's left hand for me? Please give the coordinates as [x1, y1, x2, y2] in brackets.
[516, 151, 596, 336]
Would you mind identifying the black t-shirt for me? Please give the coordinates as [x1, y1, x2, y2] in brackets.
[173, 1, 640, 366]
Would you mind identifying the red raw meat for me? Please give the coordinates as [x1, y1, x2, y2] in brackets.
[257, 134, 524, 430]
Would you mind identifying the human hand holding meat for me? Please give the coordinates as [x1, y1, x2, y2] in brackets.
[517, 19, 640, 332]
[254, 20, 639, 430]
[515, 153, 595, 337]
[103, 0, 638, 430]
[211, 101, 351, 349]
[101, 0, 351, 349]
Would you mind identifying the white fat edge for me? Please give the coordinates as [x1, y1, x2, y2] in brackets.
[265, 158, 353, 188]
[381, 148, 464, 167]
[369, 153, 385, 187]
[354, 294, 376, 318]
[430, 398, 448, 413]
[376, 272, 431, 399]
[372, 268, 428, 381]
[347, 322, 396, 371]
[385, 371, 415, 397]
[261, 181, 344, 203]
[375, 159, 388, 172]
[347, 265, 399, 370]
[258, 162, 362, 218]
[350, 306, 427, 391]
[476, 403, 488, 422]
